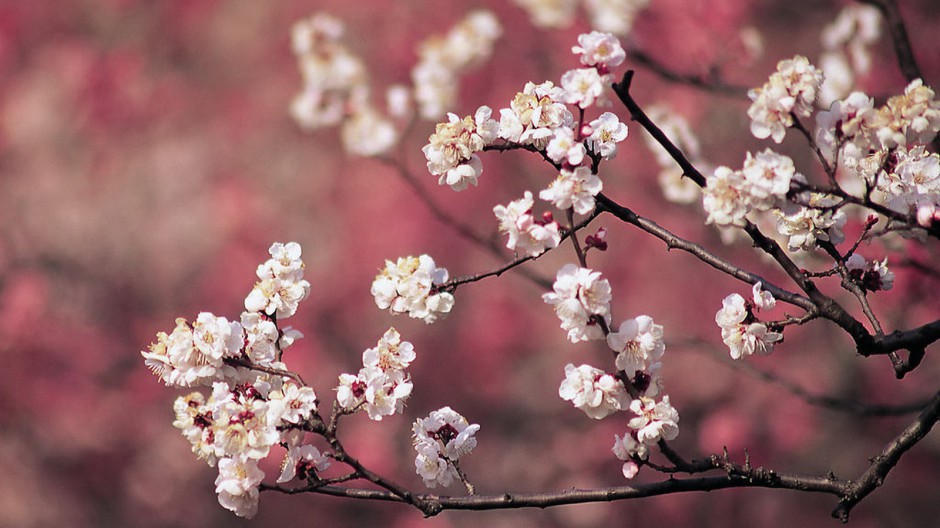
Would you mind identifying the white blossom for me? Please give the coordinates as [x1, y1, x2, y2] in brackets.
[341, 105, 398, 157]
[542, 264, 612, 343]
[747, 56, 824, 143]
[412, 11, 502, 119]
[612, 433, 647, 478]
[627, 396, 680, 444]
[493, 191, 561, 257]
[740, 149, 796, 210]
[703, 166, 748, 227]
[245, 242, 311, 320]
[539, 166, 603, 215]
[752, 282, 776, 311]
[722, 322, 782, 360]
[846, 254, 895, 292]
[546, 127, 587, 166]
[774, 196, 847, 251]
[606, 316, 665, 377]
[371, 255, 454, 324]
[583, 0, 650, 36]
[587, 112, 629, 160]
[277, 444, 332, 484]
[561, 67, 607, 109]
[558, 363, 630, 419]
[362, 327, 416, 372]
[423, 110, 495, 191]
[870, 79, 940, 149]
[270, 382, 318, 425]
[572, 31, 626, 68]
[498, 81, 573, 146]
[715, 293, 747, 328]
[215, 457, 264, 519]
[412, 407, 480, 488]
[512, 0, 578, 29]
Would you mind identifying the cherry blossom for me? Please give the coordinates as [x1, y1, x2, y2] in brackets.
[412, 407, 480, 488]
[493, 191, 562, 257]
[539, 166, 603, 215]
[277, 445, 332, 484]
[587, 112, 629, 160]
[371, 255, 455, 323]
[559, 363, 630, 419]
[215, 457, 265, 519]
[572, 31, 626, 68]
[543, 264, 612, 343]
[606, 315, 665, 377]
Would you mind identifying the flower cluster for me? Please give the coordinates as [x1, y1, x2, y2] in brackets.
[612, 396, 679, 478]
[512, 0, 650, 36]
[174, 378, 325, 518]
[423, 107, 498, 191]
[493, 191, 562, 257]
[371, 255, 455, 323]
[747, 55, 825, 143]
[545, 264, 678, 480]
[143, 243, 309, 388]
[412, 407, 480, 488]
[245, 242, 312, 319]
[542, 264, 612, 343]
[814, 80, 940, 230]
[559, 363, 631, 419]
[703, 149, 800, 227]
[412, 11, 502, 119]
[336, 328, 415, 421]
[289, 14, 398, 156]
[715, 283, 782, 360]
[845, 254, 894, 292]
[423, 32, 629, 257]
[145, 242, 329, 518]
[607, 315, 665, 394]
[774, 193, 847, 251]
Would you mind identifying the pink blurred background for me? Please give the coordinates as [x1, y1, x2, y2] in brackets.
[1, 1, 938, 526]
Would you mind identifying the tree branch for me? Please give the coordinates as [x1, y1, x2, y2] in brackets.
[595, 193, 815, 312]
[832, 388, 940, 521]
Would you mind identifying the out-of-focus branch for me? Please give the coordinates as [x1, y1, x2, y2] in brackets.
[683, 337, 932, 416]
[626, 48, 749, 97]
[858, 0, 924, 84]
[832, 388, 940, 521]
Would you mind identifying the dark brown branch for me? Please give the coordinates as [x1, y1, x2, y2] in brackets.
[612, 71, 707, 187]
[267, 473, 842, 514]
[832, 388, 940, 521]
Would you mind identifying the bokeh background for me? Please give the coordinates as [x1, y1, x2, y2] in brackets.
[1, 0, 939, 526]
